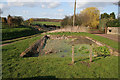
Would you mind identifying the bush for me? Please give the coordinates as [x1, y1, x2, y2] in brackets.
[61, 15, 82, 27]
[78, 46, 89, 54]
[106, 19, 120, 27]
[61, 16, 73, 27]
[93, 46, 110, 57]
[2, 23, 10, 29]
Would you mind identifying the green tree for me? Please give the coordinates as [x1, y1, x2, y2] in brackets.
[110, 12, 116, 19]
[106, 19, 120, 27]
[101, 13, 109, 19]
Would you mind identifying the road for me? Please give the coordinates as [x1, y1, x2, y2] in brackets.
[95, 34, 120, 42]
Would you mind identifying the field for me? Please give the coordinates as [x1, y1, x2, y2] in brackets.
[2, 32, 119, 78]
[32, 21, 61, 26]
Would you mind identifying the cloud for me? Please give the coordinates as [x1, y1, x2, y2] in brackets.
[0, 2, 61, 14]
[40, 2, 60, 8]
[0, 0, 118, 10]
[77, 2, 114, 9]
[0, 2, 60, 10]
[70, 2, 115, 8]
[41, 4, 46, 8]
[1, 0, 119, 2]
[69, 2, 117, 13]
[0, 2, 39, 10]
[48, 2, 60, 8]
[57, 9, 64, 12]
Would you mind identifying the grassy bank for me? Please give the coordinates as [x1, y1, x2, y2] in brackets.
[2, 26, 43, 41]
[1, 33, 42, 44]
[2, 32, 118, 78]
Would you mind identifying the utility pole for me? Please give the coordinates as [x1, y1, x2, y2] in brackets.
[73, 0, 76, 27]
[72, 0, 76, 32]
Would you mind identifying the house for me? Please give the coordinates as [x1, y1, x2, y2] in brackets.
[107, 27, 120, 35]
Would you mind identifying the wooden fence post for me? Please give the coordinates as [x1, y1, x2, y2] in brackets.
[90, 44, 92, 62]
[72, 45, 74, 64]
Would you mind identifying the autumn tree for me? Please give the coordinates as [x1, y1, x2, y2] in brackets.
[29, 18, 33, 25]
[78, 13, 90, 27]
[61, 7, 100, 28]
[80, 7, 100, 28]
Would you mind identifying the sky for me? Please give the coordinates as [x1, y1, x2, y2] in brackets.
[0, 0, 119, 20]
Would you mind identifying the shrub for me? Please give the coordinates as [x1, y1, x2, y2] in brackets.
[106, 19, 120, 27]
[61, 16, 73, 27]
[78, 46, 89, 54]
[93, 46, 110, 57]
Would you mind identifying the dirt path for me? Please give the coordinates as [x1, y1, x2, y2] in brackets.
[95, 34, 120, 42]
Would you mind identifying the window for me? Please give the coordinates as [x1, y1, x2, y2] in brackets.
[109, 30, 112, 32]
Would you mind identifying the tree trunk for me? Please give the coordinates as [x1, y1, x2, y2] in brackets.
[105, 27, 107, 34]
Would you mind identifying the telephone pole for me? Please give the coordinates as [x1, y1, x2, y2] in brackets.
[73, 0, 76, 27]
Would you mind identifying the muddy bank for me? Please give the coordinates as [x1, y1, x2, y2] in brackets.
[20, 35, 49, 57]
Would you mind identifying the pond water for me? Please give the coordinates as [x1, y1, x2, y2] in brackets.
[40, 36, 96, 58]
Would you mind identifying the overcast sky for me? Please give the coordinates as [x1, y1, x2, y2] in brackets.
[0, 0, 119, 20]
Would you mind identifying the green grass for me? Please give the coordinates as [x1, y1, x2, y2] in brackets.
[32, 21, 61, 26]
[2, 32, 119, 78]
[2, 27, 43, 41]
